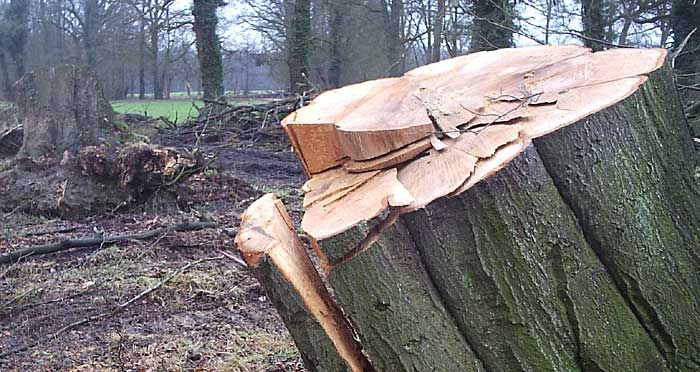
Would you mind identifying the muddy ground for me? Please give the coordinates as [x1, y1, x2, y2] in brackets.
[0, 131, 308, 371]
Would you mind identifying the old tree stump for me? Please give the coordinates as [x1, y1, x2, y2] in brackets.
[236, 46, 700, 372]
[0, 65, 201, 217]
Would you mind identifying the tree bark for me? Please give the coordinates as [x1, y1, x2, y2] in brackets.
[670, 0, 700, 103]
[534, 65, 700, 371]
[193, 0, 225, 100]
[469, 0, 514, 52]
[83, 0, 99, 68]
[287, 0, 311, 94]
[258, 49, 700, 372]
[0, 52, 13, 101]
[581, 0, 606, 51]
[16, 64, 115, 161]
[138, 13, 146, 100]
[380, 0, 404, 77]
[403, 146, 668, 372]
[431, 0, 444, 63]
[318, 220, 486, 372]
[328, 0, 344, 88]
[235, 194, 373, 372]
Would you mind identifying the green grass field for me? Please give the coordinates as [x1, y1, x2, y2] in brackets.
[111, 98, 270, 123]
[112, 99, 204, 123]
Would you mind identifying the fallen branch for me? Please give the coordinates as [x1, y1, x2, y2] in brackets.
[23, 226, 78, 237]
[0, 222, 217, 265]
[0, 256, 223, 359]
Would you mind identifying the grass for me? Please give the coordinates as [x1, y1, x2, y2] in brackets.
[111, 98, 271, 123]
[112, 99, 203, 123]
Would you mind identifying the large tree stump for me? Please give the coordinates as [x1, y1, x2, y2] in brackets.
[0, 65, 201, 218]
[15, 65, 115, 161]
[237, 46, 700, 372]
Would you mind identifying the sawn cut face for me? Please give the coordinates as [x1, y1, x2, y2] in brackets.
[284, 45, 666, 241]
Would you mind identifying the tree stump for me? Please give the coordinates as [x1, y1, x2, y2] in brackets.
[15, 65, 115, 161]
[0, 65, 202, 218]
[236, 46, 700, 372]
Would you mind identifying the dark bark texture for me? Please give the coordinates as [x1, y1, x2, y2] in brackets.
[404, 146, 667, 372]
[534, 65, 700, 371]
[287, 0, 311, 94]
[193, 0, 225, 100]
[581, 0, 606, 51]
[469, 0, 514, 52]
[321, 221, 486, 372]
[248, 256, 352, 372]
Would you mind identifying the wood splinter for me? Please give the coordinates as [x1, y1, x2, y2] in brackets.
[235, 194, 373, 372]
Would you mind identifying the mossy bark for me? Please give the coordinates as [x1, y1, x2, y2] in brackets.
[320, 222, 486, 372]
[534, 66, 700, 371]
[193, 0, 225, 100]
[247, 256, 352, 372]
[403, 146, 668, 372]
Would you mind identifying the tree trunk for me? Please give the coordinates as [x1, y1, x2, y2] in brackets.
[318, 220, 486, 372]
[403, 146, 668, 372]
[328, 1, 344, 88]
[0, 52, 14, 101]
[380, 0, 404, 76]
[431, 0, 444, 63]
[83, 0, 99, 68]
[469, 0, 514, 52]
[533, 65, 700, 370]
[250, 47, 700, 372]
[581, 0, 606, 51]
[150, 30, 162, 100]
[670, 0, 700, 103]
[193, 0, 225, 100]
[287, 0, 311, 94]
[236, 194, 372, 372]
[3, 0, 29, 84]
[138, 15, 146, 100]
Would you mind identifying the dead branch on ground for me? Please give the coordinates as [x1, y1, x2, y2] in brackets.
[0, 222, 218, 265]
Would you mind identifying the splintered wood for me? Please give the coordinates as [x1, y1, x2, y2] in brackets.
[234, 194, 372, 372]
[284, 45, 667, 242]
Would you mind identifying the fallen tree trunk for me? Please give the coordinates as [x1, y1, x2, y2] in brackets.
[237, 45, 700, 371]
[0, 221, 216, 264]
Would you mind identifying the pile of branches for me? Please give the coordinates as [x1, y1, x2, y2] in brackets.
[166, 95, 313, 145]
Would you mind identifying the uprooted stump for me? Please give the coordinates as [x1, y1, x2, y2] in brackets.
[0, 65, 203, 217]
[236, 45, 700, 372]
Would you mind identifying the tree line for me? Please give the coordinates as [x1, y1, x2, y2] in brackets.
[0, 0, 697, 103]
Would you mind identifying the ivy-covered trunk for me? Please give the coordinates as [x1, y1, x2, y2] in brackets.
[192, 0, 225, 100]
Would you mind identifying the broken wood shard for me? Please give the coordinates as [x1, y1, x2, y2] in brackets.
[301, 168, 413, 240]
[235, 194, 372, 372]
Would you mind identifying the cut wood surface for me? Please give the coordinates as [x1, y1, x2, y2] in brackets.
[285, 45, 667, 241]
[283, 45, 666, 175]
[234, 194, 372, 372]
